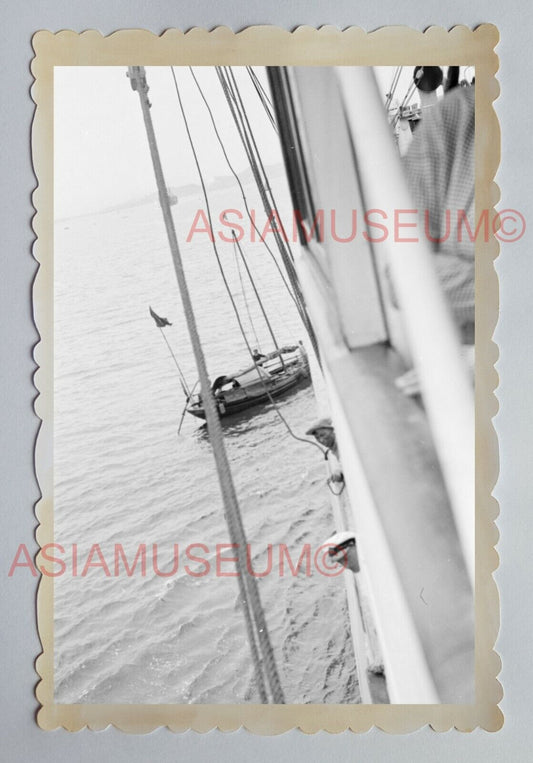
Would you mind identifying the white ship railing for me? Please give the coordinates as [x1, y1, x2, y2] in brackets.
[269, 65, 475, 704]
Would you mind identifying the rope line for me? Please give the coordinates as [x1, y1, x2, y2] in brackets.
[169, 65, 285, 703]
[232, 236, 261, 350]
[226, 67, 297, 262]
[226, 67, 290, 248]
[129, 65, 280, 703]
[215, 67, 320, 361]
[384, 66, 402, 112]
[218, 68, 298, 279]
[245, 66, 278, 133]
[227, 67, 319, 356]
[392, 71, 422, 129]
[174, 68, 326, 458]
[232, 230, 284, 367]
[157, 326, 191, 397]
[247, 66, 275, 111]
[187, 66, 300, 313]
[233, 231, 298, 347]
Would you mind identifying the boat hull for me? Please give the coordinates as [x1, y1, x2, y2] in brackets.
[187, 360, 310, 420]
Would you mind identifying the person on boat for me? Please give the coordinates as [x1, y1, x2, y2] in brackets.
[252, 348, 266, 363]
[323, 530, 360, 574]
[396, 82, 475, 396]
[306, 417, 339, 457]
[306, 418, 344, 489]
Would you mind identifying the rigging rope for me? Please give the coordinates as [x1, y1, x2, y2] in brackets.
[218, 67, 296, 262]
[245, 66, 278, 133]
[172, 67, 327, 458]
[215, 67, 320, 362]
[233, 232, 298, 346]
[187, 66, 300, 313]
[169, 66, 290, 702]
[224, 65, 316, 343]
[132, 64, 283, 703]
[384, 66, 402, 112]
[156, 325, 191, 397]
[232, 235, 261, 351]
[391, 71, 422, 129]
[247, 67, 275, 113]
[177, 379, 200, 436]
[226, 67, 293, 249]
[232, 230, 284, 366]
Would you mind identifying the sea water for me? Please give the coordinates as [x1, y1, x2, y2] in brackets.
[53, 180, 358, 704]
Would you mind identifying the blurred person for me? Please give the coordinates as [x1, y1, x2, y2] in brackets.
[396, 82, 475, 395]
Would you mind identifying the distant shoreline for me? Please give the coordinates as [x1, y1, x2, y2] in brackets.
[55, 163, 286, 223]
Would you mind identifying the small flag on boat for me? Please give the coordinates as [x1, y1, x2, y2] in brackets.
[149, 306, 172, 327]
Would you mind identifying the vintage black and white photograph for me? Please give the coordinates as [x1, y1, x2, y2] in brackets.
[47, 59, 477, 709]
[29, 26, 503, 731]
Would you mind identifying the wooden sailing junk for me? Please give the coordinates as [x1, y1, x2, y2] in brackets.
[186, 344, 310, 419]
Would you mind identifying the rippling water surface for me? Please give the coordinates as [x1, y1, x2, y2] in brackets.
[53, 181, 358, 704]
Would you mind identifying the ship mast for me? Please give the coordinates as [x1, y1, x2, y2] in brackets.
[127, 65, 285, 704]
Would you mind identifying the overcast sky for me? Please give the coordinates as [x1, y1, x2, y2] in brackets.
[53, 65, 466, 220]
[54, 66, 277, 218]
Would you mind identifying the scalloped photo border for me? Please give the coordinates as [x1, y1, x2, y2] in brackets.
[31, 24, 502, 733]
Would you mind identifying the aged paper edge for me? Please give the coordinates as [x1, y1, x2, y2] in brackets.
[31, 24, 502, 733]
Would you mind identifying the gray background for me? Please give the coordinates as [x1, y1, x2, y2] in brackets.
[1, 1, 529, 760]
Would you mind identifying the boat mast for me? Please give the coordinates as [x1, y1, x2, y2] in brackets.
[231, 230, 285, 368]
[127, 65, 285, 704]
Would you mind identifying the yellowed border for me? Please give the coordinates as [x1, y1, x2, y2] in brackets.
[32, 25, 502, 733]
